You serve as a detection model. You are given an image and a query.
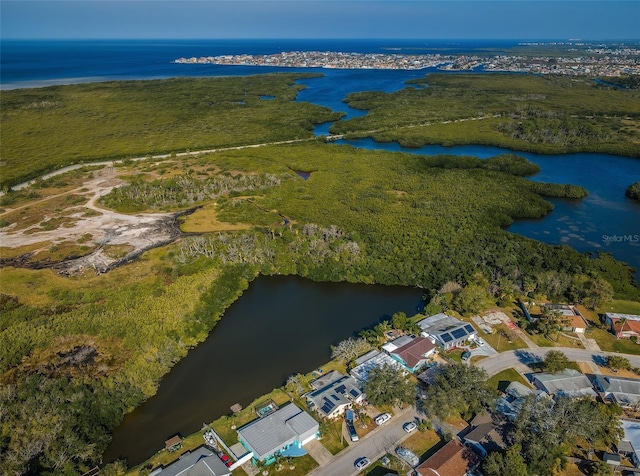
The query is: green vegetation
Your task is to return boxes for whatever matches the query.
[331,74,640,157]
[486,368,530,392]
[542,350,574,373]
[363,364,416,407]
[419,363,495,420]
[2,73,640,476]
[0,74,341,188]
[627,181,640,200]
[599,75,640,90]
[606,355,631,372]
[512,395,623,475]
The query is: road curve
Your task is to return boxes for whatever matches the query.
[477,347,640,376]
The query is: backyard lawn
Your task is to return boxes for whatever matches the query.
[486,368,531,392]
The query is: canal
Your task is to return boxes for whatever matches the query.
[103,275,424,466]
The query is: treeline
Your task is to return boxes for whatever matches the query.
[0,265,253,475]
[100,172,283,212]
[0,74,341,188]
[331,73,640,157]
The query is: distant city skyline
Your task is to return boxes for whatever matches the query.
[1,1,639,40]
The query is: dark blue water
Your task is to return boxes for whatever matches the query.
[337,139,640,278]
[0,38,523,88]
[2,39,639,277]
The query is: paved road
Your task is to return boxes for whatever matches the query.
[478,347,640,376]
[308,405,420,476]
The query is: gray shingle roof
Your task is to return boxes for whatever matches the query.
[532,369,597,398]
[595,375,640,405]
[237,404,318,461]
[154,447,231,476]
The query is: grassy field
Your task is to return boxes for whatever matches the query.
[0,74,341,187]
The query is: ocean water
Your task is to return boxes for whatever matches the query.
[1,38,520,88]
[2,38,639,278]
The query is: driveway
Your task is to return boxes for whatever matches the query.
[308,405,420,476]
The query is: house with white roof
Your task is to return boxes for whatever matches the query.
[417,313,477,350]
[349,350,404,383]
[305,371,364,419]
[237,403,319,465]
[620,419,640,468]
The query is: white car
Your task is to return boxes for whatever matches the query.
[375,413,391,425]
[476,338,485,346]
[354,457,371,471]
[403,421,417,433]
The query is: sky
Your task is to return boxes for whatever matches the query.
[1,0,639,40]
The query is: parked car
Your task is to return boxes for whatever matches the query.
[476,338,485,346]
[403,421,417,433]
[220,454,233,467]
[375,413,391,425]
[354,457,371,471]
[461,350,471,362]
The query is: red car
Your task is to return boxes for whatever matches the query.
[220,454,233,467]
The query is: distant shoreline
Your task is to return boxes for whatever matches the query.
[174,48,640,76]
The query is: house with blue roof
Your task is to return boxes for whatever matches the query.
[237,403,319,465]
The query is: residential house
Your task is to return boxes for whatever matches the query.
[463,413,507,457]
[531,369,597,399]
[381,335,415,353]
[619,419,640,468]
[389,337,436,373]
[544,304,588,333]
[606,313,640,339]
[417,313,477,350]
[495,381,549,420]
[150,446,232,476]
[595,375,640,408]
[415,439,480,476]
[237,403,319,465]
[305,371,364,419]
[350,350,404,384]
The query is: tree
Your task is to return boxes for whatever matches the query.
[482,445,529,476]
[330,337,372,362]
[512,395,623,475]
[590,460,613,476]
[543,350,572,373]
[534,307,564,340]
[454,284,489,316]
[606,355,631,372]
[363,364,416,408]
[421,363,496,419]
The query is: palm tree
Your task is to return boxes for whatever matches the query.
[617,317,628,339]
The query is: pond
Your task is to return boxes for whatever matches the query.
[103,275,424,466]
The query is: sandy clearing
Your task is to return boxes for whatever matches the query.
[0,167,183,275]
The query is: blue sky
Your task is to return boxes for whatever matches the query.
[2,1,639,40]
